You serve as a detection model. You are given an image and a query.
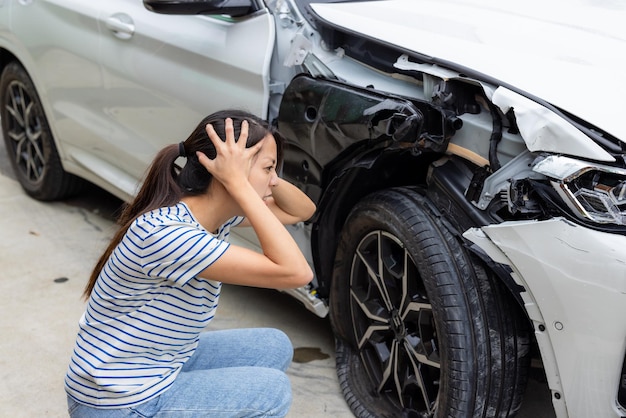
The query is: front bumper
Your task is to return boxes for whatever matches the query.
[465,218,626,418]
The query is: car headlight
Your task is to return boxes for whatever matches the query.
[533,155,626,225]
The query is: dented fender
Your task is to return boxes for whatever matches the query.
[464,218,626,418]
[492,87,614,162]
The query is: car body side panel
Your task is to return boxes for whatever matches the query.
[93,1,275,196]
[6,0,104,162]
[465,219,626,418]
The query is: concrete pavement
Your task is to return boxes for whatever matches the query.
[0,170,353,417]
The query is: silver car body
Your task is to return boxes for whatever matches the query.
[1,0,625,416]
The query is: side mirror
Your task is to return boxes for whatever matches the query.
[144,0,254,17]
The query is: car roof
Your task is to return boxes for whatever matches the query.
[311,0,626,143]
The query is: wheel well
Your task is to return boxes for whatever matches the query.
[312,148,439,297]
[315,150,531,327]
[0,49,19,76]
[277,75,462,297]
[424,156,531,310]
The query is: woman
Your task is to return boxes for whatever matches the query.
[65,110,316,417]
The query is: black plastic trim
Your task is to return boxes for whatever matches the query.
[618,350,626,410]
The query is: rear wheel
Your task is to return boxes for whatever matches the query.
[0,62,84,200]
[329,187,530,417]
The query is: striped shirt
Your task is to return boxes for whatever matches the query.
[65,202,243,408]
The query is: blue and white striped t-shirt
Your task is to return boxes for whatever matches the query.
[65,202,243,408]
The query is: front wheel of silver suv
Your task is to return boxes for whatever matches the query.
[0,62,84,200]
[329,187,530,417]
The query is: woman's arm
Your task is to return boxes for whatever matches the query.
[240,177,316,227]
[203,181,313,289]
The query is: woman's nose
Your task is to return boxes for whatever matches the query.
[270,172,279,187]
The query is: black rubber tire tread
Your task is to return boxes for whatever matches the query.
[329,187,530,418]
[0,62,85,200]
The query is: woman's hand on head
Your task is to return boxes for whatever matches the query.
[196,118,264,190]
[194,118,313,290]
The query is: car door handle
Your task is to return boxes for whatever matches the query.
[105,13,135,40]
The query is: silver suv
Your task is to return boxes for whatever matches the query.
[1,1,625,417]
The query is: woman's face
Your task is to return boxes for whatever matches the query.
[248,134,279,203]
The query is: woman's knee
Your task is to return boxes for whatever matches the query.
[260,369,292,417]
[261,328,293,371]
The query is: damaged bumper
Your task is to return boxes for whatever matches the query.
[465,218,626,418]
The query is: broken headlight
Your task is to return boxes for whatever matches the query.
[533,155,626,225]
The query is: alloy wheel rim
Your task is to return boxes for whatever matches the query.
[349,230,441,414]
[5,80,45,184]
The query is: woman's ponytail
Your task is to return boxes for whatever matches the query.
[82,144,182,299]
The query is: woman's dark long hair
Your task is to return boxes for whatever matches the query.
[83,109,283,299]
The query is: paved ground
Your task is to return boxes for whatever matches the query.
[0,147,554,417]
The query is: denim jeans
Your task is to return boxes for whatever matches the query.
[67,328,294,417]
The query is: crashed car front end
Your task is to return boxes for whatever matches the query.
[270,0,626,416]
[463,89,626,418]
[459,52,626,418]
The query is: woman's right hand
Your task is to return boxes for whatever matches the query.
[196,118,264,192]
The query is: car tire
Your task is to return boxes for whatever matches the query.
[0,62,84,200]
[329,187,530,418]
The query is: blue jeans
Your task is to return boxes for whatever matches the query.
[67,328,294,417]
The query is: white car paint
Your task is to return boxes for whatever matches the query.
[464,219,626,418]
[491,87,614,162]
[3,0,276,200]
[94,2,275,198]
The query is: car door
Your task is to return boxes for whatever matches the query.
[8,0,105,163]
[95,0,275,198]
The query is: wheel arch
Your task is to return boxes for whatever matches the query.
[0,47,66,161]
[314,147,533,320]
[276,73,462,297]
[311,147,440,297]
[425,155,531,314]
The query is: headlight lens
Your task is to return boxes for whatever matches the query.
[569,172,626,224]
[533,155,626,225]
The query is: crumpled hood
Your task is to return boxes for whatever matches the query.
[311,0,626,143]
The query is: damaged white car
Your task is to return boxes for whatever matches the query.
[1,0,625,417]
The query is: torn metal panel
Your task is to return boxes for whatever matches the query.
[394,53,497,100]
[277,74,461,197]
[492,87,614,162]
